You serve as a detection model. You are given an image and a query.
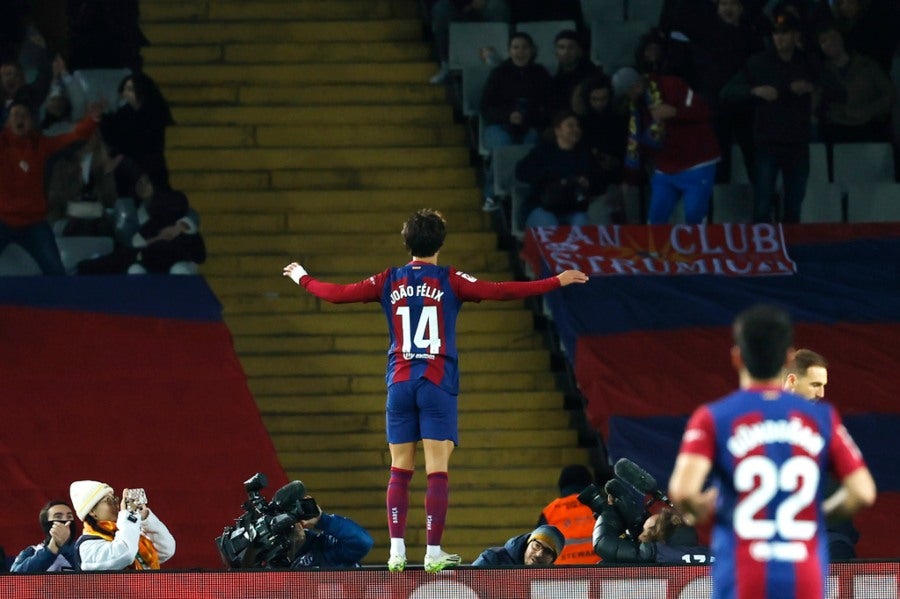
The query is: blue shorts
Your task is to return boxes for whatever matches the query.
[386,378,458,445]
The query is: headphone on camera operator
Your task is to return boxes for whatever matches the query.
[580,459,713,565]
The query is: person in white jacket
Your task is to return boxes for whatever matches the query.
[69,479,175,570]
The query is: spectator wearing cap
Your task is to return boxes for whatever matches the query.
[720,11,845,223]
[69,480,175,570]
[0,96,101,274]
[472,524,565,566]
[548,29,602,115]
[537,465,599,564]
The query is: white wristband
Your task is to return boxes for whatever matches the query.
[289,264,308,285]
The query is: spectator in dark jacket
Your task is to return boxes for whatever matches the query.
[720,11,845,223]
[548,29,601,115]
[11,500,80,572]
[480,32,550,210]
[473,524,564,566]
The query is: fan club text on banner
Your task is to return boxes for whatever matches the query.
[524,224,797,276]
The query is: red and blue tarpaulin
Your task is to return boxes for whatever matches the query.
[0,276,287,569]
[522,223,900,558]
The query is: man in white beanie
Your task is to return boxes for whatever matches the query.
[69,480,175,570]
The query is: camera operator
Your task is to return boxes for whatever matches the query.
[240,498,374,569]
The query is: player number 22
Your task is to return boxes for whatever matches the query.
[733,455,819,541]
[396,306,442,354]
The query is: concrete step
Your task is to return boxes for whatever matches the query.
[225,310,534,336]
[203,251,507,276]
[241,349,550,377]
[224,42,430,64]
[149,63,435,86]
[170,166,476,191]
[274,430,576,452]
[280,447,585,469]
[142,20,421,45]
[264,408,568,434]
[168,104,453,126]
[200,209,486,234]
[257,391,563,414]
[235,331,544,353]
[247,371,558,396]
[155,80,442,107]
[188,189,481,213]
[167,146,469,170]
[142,0,417,23]
[168,123,463,149]
[202,231,495,254]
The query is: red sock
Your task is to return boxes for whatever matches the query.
[386,467,413,539]
[425,471,449,546]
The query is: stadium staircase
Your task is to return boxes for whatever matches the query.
[141,0,593,564]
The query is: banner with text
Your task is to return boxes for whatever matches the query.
[522,224,796,277]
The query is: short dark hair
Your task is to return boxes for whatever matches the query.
[401,209,446,257]
[733,304,794,379]
[39,500,72,529]
[554,29,583,47]
[786,348,828,377]
[509,31,535,49]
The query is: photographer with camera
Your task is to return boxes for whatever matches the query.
[583,459,712,565]
[218,474,373,569]
[69,480,175,570]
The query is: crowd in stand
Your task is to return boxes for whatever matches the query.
[0,1,204,276]
[423,0,899,228]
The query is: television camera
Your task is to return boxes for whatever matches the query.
[215,472,320,569]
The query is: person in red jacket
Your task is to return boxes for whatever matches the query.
[613,67,721,225]
[0,97,100,274]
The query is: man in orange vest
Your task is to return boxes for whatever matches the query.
[538,464,599,564]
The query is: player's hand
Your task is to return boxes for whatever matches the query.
[283,262,308,285]
[557,270,589,286]
[682,487,718,526]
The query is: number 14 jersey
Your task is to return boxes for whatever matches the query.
[679,388,868,599]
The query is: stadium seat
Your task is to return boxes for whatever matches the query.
[589,20,650,73]
[801,182,843,223]
[580,0,625,23]
[728,144,751,185]
[448,22,509,71]
[833,143,896,188]
[492,144,535,198]
[70,68,131,119]
[626,0,664,22]
[0,243,42,275]
[710,184,754,224]
[510,183,532,239]
[846,182,900,222]
[461,64,493,118]
[514,20,577,71]
[57,236,114,274]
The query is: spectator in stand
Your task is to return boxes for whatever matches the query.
[472,524,565,566]
[100,72,174,194]
[548,30,601,115]
[40,55,80,136]
[515,110,605,227]
[480,32,550,211]
[720,11,845,223]
[46,131,118,237]
[77,172,205,275]
[428,0,511,85]
[0,96,100,274]
[613,67,721,224]
[634,28,668,76]
[831,0,900,73]
[573,74,628,188]
[815,23,895,143]
[537,465,599,565]
[10,500,80,572]
[1,57,50,126]
[70,480,175,570]
[681,0,765,183]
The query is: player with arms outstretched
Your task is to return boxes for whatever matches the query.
[283,208,588,572]
[668,305,876,599]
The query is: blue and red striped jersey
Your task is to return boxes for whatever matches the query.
[300,261,561,394]
[678,388,868,599]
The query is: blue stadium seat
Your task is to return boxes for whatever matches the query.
[589,20,650,73]
[461,64,493,118]
[580,0,625,23]
[57,236,114,275]
[492,143,535,198]
[448,22,509,71]
[70,68,131,119]
[711,183,754,223]
[0,243,42,275]
[847,183,900,222]
[626,0,664,22]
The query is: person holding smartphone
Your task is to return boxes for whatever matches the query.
[69,480,175,570]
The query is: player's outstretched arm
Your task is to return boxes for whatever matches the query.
[824,467,877,522]
[283,262,308,284]
[557,270,589,286]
